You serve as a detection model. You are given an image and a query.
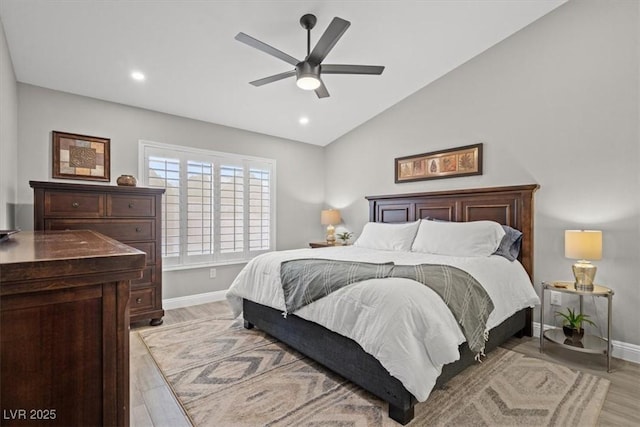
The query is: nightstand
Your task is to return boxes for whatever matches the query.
[540,281,613,372]
[309,242,343,248]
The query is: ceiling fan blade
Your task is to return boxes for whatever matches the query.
[235,32,300,66]
[307,17,350,65]
[314,80,330,98]
[249,70,296,86]
[322,64,385,75]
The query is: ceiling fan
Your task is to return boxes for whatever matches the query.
[235,14,385,98]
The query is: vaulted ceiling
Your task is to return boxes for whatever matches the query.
[0,0,565,146]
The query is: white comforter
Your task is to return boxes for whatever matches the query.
[226,246,539,401]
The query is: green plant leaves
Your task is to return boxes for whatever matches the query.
[554,307,597,329]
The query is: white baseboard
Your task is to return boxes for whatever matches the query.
[533,322,640,365]
[163,290,227,310]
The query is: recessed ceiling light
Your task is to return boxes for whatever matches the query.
[131,71,145,81]
[299,117,309,125]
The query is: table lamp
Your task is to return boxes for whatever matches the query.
[321,209,341,244]
[564,230,602,291]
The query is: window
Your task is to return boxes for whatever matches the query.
[139,141,275,268]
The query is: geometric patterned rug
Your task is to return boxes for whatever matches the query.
[139,316,610,426]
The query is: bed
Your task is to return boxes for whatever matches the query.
[227,184,539,424]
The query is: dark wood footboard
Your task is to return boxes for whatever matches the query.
[243,299,416,424]
[243,299,529,424]
[435,307,529,388]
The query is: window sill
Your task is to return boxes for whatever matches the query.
[162,259,249,272]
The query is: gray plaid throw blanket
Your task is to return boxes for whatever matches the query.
[280,258,494,357]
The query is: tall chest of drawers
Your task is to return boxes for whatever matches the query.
[31,180,166,325]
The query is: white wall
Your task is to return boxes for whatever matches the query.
[0,17,18,229]
[8,1,639,344]
[325,0,640,345]
[16,84,325,298]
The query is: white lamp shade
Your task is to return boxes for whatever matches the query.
[565,230,602,260]
[321,209,341,225]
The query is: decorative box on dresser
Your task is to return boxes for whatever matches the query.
[0,230,145,426]
[30,180,166,325]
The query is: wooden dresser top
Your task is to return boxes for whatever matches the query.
[0,230,146,293]
[30,180,165,195]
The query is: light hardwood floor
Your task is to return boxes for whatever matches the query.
[130,302,640,426]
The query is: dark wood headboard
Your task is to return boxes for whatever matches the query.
[366,184,539,280]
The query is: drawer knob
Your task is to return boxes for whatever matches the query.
[128,202,135,208]
[72,202,80,208]
[135,227,142,232]
[136,298,143,304]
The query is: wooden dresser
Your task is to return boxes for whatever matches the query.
[0,230,145,426]
[30,180,165,325]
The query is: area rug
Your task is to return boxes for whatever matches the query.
[139,316,610,426]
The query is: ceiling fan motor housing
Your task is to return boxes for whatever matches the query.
[296,61,320,79]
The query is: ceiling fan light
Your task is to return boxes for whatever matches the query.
[296,76,321,90]
[295,62,321,90]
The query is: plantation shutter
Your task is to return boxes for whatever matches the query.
[140,141,275,268]
[248,166,271,252]
[147,155,180,265]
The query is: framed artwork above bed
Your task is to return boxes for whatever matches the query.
[395,143,483,183]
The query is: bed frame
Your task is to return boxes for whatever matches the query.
[243,184,539,424]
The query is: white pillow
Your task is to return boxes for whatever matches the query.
[353,221,421,252]
[411,219,506,257]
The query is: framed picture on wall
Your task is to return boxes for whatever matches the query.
[52,131,111,182]
[395,143,483,183]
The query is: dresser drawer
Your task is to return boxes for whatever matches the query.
[131,287,155,313]
[131,266,155,287]
[125,242,156,265]
[108,194,156,218]
[45,192,105,217]
[45,219,155,241]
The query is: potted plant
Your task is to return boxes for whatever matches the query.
[554,307,596,343]
[336,231,353,245]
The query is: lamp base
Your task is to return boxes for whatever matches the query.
[325,224,336,245]
[572,260,596,292]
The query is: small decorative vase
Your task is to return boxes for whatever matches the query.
[116,175,137,186]
[562,326,584,343]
